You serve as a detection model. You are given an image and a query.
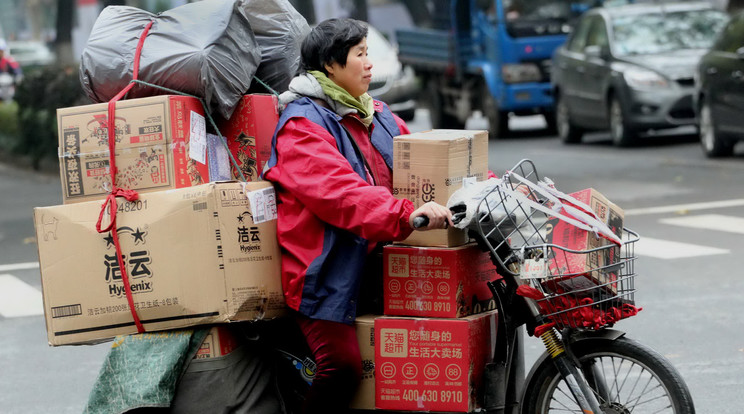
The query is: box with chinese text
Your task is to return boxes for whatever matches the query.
[57,95,210,204]
[374,311,497,412]
[392,130,489,247]
[34,181,285,345]
[216,94,279,182]
[545,188,624,294]
[383,244,498,318]
[350,314,378,410]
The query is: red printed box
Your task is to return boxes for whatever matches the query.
[57,95,210,204]
[195,326,239,359]
[217,94,279,182]
[383,244,499,318]
[545,188,624,294]
[374,311,497,412]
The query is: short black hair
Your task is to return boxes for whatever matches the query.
[300,18,368,75]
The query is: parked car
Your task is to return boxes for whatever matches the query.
[366,25,419,121]
[7,40,55,71]
[695,10,744,157]
[552,2,728,146]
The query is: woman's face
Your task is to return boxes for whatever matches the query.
[325,37,373,98]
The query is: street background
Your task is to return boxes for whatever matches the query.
[2,111,744,413]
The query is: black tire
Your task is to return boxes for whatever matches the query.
[609,96,637,147]
[699,98,734,157]
[521,336,695,414]
[543,111,558,135]
[424,80,464,129]
[482,90,510,139]
[556,93,583,144]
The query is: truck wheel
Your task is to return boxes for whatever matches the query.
[556,93,583,144]
[424,82,464,129]
[483,92,509,139]
[543,111,558,135]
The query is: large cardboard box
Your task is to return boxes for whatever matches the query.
[545,188,624,294]
[217,94,280,182]
[350,314,378,410]
[57,95,211,204]
[383,244,499,318]
[393,130,489,247]
[34,181,285,346]
[375,311,497,412]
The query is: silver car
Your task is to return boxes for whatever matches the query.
[366,25,419,121]
[552,2,728,146]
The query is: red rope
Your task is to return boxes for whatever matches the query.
[95,20,154,334]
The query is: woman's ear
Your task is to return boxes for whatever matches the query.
[324,64,334,77]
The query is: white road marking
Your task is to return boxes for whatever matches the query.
[0,262,39,272]
[634,237,729,259]
[0,274,44,318]
[660,214,744,235]
[625,199,744,216]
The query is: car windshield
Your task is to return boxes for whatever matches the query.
[611,9,729,56]
[504,0,597,36]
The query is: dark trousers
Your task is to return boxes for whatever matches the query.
[296,315,362,414]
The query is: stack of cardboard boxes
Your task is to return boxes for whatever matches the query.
[351,130,501,412]
[37,94,506,408]
[35,94,283,346]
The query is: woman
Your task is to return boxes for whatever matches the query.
[262,18,452,413]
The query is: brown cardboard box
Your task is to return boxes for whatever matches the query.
[57,95,210,204]
[545,188,624,295]
[350,314,378,410]
[383,244,498,318]
[34,181,286,346]
[375,311,498,412]
[217,94,280,182]
[393,130,489,247]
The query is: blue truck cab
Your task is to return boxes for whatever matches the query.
[396,0,597,137]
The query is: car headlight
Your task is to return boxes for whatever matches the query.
[502,63,542,84]
[623,68,669,90]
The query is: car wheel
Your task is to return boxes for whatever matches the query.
[609,96,636,147]
[482,89,510,139]
[700,98,734,157]
[556,94,583,144]
[424,80,464,129]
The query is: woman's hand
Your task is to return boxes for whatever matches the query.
[409,202,453,231]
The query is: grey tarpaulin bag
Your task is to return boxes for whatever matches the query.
[243,0,310,94]
[79,0,262,119]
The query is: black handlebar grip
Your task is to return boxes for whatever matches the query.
[412,215,429,229]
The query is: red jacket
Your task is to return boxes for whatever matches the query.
[263,98,414,323]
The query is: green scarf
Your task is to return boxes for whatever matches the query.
[309,70,374,125]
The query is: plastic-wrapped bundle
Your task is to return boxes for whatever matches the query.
[79,0,262,119]
[243,0,310,94]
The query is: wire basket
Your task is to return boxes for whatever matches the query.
[474,160,640,330]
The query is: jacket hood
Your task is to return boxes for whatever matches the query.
[278,73,357,117]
